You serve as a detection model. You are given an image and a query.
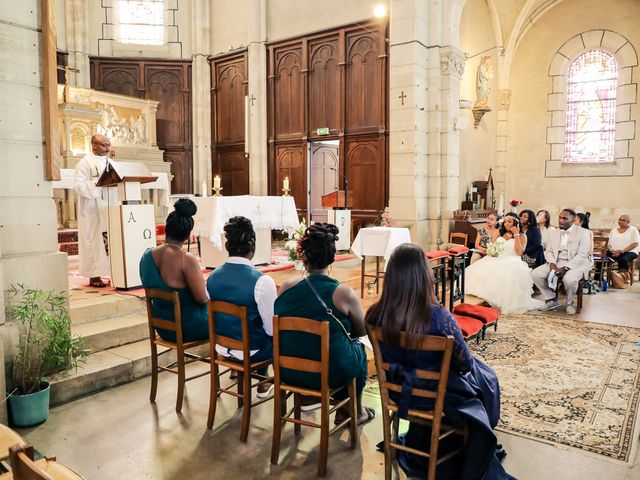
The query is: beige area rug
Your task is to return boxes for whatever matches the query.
[472,314,640,463]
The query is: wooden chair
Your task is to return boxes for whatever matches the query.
[426,252,449,306]
[608,256,636,287]
[144,288,210,412]
[0,424,27,461]
[591,236,610,288]
[270,316,358,477]
[554,278,584,313]
[447,247,468,311]
[367,326,466,480]
[448,232,469,247]
[207,300,274,441]
[8,445,52,480]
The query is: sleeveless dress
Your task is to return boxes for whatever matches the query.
[274,274,367,396]
[139,248,209,343]
[465,239,543,314]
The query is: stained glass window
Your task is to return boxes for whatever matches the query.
[564,50,617,163]
[117,0,164,46]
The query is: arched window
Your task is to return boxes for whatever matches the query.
[564,50,618,163]
[117,0,164,46]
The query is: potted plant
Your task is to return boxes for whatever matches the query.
[5,284,87,427]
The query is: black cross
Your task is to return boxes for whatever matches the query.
[398,91,407,106]
[250,94,256,106]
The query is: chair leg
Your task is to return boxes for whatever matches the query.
[427,427,441,480]
[237,372,244,408]
[347,380,357,449]
[382,409,393,480]
[176,349,185,412]
[149,341,158,403]
[317,394,330,477]
[293,393,302,436]
[360,257,365,299]
[270,390,284,465]
[207,362,219,429]
[240,370,252,442]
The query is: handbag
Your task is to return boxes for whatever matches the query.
[303,276,359,343]
[610,270,629,289]
[521,254,537,269]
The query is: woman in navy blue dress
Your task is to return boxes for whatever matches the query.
[366,243,514,479]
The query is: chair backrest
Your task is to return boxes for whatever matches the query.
[144,288,183,345]
[367,325,454,424]
[592,236,609,256]
[449,232,468,246]
[208,301,251,363]
[9,445,53,480]
[272,316,330,393]
[0,424,27,461]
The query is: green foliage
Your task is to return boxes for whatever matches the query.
[7,284,87,395]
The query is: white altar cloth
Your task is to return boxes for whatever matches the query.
[192,196,299,250]
[350,226,411,261]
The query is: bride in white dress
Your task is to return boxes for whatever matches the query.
[466,214,543,314]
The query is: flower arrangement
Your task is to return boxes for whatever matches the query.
[486,237,506,257]
[381,207,392,227]
[509,199,523,207]
[283,218,306,261]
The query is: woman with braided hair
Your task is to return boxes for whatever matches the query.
[206,216,277,398]
[274,223,375,424]
[140,198,209,342]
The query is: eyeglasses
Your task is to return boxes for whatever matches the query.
[92,141,110,147]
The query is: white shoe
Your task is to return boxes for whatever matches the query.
[566,304,576,315]
[256,383,274,399]
[542,300,561,311]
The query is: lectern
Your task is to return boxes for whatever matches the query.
[321,190,352,251]
[97,161,157,289]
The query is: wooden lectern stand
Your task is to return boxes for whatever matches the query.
[97,161,157,289]
[321,190,352,251]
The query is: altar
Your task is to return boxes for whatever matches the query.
[192,196,299,268]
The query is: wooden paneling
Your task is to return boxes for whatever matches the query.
[267,21,388,224]
[90,58,192,193]
[211,52,249,196]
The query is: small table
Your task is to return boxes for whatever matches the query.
[350,227,412,298]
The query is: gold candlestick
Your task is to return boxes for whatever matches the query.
[213,187,223,197]
[282,188,290,197]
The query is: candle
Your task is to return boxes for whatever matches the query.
[201,181,207,197]
[283,176,289,190]
[213,175,221,189]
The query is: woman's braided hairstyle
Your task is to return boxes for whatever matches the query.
[224,216,256,257]
[300,223,339,270]
[165,198,196,242]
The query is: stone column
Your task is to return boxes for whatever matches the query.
[388,0,430,247]
[0,0,69,420]
[247,0,268,195]
[495,89,511,203]
[64,0,91,87]
[191,0,212,194]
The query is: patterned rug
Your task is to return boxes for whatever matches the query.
[471,314,640,463]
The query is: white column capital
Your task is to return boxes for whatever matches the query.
[440,46,466,79]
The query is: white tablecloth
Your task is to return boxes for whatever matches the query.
[350,226,411,261]
[192,195,299,250]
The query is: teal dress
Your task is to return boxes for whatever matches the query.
[139,248,208,343]
[274,274,367,397]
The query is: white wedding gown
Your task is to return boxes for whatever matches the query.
[465,239,543,314]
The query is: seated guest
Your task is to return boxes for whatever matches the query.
[574,211,594,253]
[140,198,209,342]
[465,213,543,314]
[520,209,545,268]
[607,214,640,271]
[206,216,276,397]
[366,244,514,480]
[531,208,591,315]
[537,209,555,250]
[471,212,500,263]
[274,223,374,424]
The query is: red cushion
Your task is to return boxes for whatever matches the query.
[453,314,484,338]
[448,246,470,255]
[426,250,450,260]
[156,224,166,236]
[453,304,500,325]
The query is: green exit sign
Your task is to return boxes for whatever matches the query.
[316,127,330,136]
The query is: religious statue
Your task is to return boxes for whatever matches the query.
[475,55,493,107]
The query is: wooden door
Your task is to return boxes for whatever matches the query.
[309,143,339,223]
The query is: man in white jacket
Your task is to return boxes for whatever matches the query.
[74,134,116,287]
[531,208,592,314]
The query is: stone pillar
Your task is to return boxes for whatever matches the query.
[64,0,91,87]
[247,0,268,195]
[0,238,6,424]
[388,0,430,247]
[0,0,68,420]
[191,0,212,194]
[495,89,511,203]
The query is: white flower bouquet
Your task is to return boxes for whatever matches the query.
[283,218,307,261]
[486,237,506,257]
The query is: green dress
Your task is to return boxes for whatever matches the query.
[139,248,209,343]
[274,274,367,396]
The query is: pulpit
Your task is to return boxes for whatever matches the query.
[97,161,157,289]
[321,190,353,209]
[322,190,352,251]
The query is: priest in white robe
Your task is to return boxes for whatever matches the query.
[74,134,116,287]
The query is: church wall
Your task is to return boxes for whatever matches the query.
[458,0,499,208]
[211,0,249,55]
[508,0,640,227]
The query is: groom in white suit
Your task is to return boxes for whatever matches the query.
[531,208,591,314]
